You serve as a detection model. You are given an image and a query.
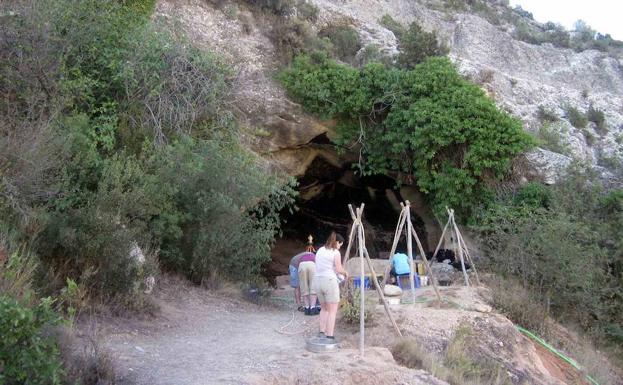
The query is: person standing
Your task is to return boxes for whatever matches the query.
[313,231,348,341]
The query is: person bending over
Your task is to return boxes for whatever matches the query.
[289,252,308,311]
[312,232,348,341]
[297,251,318,315]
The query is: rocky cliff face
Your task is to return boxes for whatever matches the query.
[156,0,623,185]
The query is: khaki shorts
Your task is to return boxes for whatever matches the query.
[298,261,316,295]
[313,275,340,304]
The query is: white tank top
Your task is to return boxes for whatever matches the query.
[314,246,340,278]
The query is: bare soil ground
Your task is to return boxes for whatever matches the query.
[85,275,617,385]
[92,276,443,385]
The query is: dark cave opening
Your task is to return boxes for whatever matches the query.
[266,155,428,278]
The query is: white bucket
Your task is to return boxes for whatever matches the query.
[420,276,428,286]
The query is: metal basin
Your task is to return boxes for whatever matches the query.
[306,337,340,353]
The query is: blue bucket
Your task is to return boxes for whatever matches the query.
[353,276,371,289]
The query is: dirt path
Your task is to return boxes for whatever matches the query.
[98,277,313,385]
[94,276,447,385]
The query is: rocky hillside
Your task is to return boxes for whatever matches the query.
[156,0,623,185]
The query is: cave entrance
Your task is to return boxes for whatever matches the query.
[267,155,428,278]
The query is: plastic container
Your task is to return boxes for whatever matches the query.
[420,275,428,286]
[352,276,371,289]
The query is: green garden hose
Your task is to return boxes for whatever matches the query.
[516,326,599,385]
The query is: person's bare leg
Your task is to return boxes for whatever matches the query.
[310,294,317,308]
[302,295,310,308]
[318,303,328,333]
[325,302,339,336]
[294,287,301,307]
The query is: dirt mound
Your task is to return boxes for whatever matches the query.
[352,286,573,384]
[246,347,448,385]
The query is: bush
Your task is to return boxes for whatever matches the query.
[319,25,361,64]
[246,0,295,15]
[270,17,331,63]
[515,22,542,45]
[296,0,318,22]
[340,289,375,324]
[379,14,405,40]
[537,123,570,155]
[379,16,447,68]
[1,0,295,301]
[279,55,533,218]
[565,106,588,128]
[396,21,448,69]
[148,137,296,284]
[392,325,511,385]
[537,105,558,123]
[471,167,623,346]
[357,44,392,67]
[587,104,607,133]
[0,297,64,385]
[0,248,39,305]
[488,276,550,335]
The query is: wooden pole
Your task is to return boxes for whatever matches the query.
[346,205,402,337]
[356,206,366,357]
[405,201,416,305]
[342,204,358,265]
[448,209,469,287]
[430,216,451,264]
[381,208,407,285]
[363,248,403,337]
[454,217,481,286]
[409,227,442,303]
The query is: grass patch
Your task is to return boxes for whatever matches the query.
[565,106,588,128]
[537,123,570,155]
[392,323,512,385]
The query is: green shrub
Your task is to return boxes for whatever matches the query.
[320,25,361,64]
[120,0,157,17]
[379,14,405,40]
[514,182,552,208]
[0,249,39,305]
[396,22,448,69]
[488,276,550,335]
[537,105,558,123]
[0,297,64,385]
[296,0,318,22]
[279,55,533,218]
[357,44,393,67]
[537,123,570,155]
[565,106,588,128]
[147,137,296,283]
[340,289,375,324]
[542,23,571,48]
[1,0,294,301]
[379,16,447,68]
[472,167,623,346]
[246,0,295,15]
[392,325,512,385]
[270,17,331,63]
[515,22,542,45]
[587,104,607,133]
[582,128,596,146]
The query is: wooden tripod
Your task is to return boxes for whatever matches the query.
[341,204,402,357]
[380,201,442,304]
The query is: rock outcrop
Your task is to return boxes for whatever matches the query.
[155,0,623,184]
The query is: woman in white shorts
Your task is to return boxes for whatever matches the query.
[313,231,349,341]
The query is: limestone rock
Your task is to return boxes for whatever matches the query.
[383,284,403,297]
[156,0,623,184]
